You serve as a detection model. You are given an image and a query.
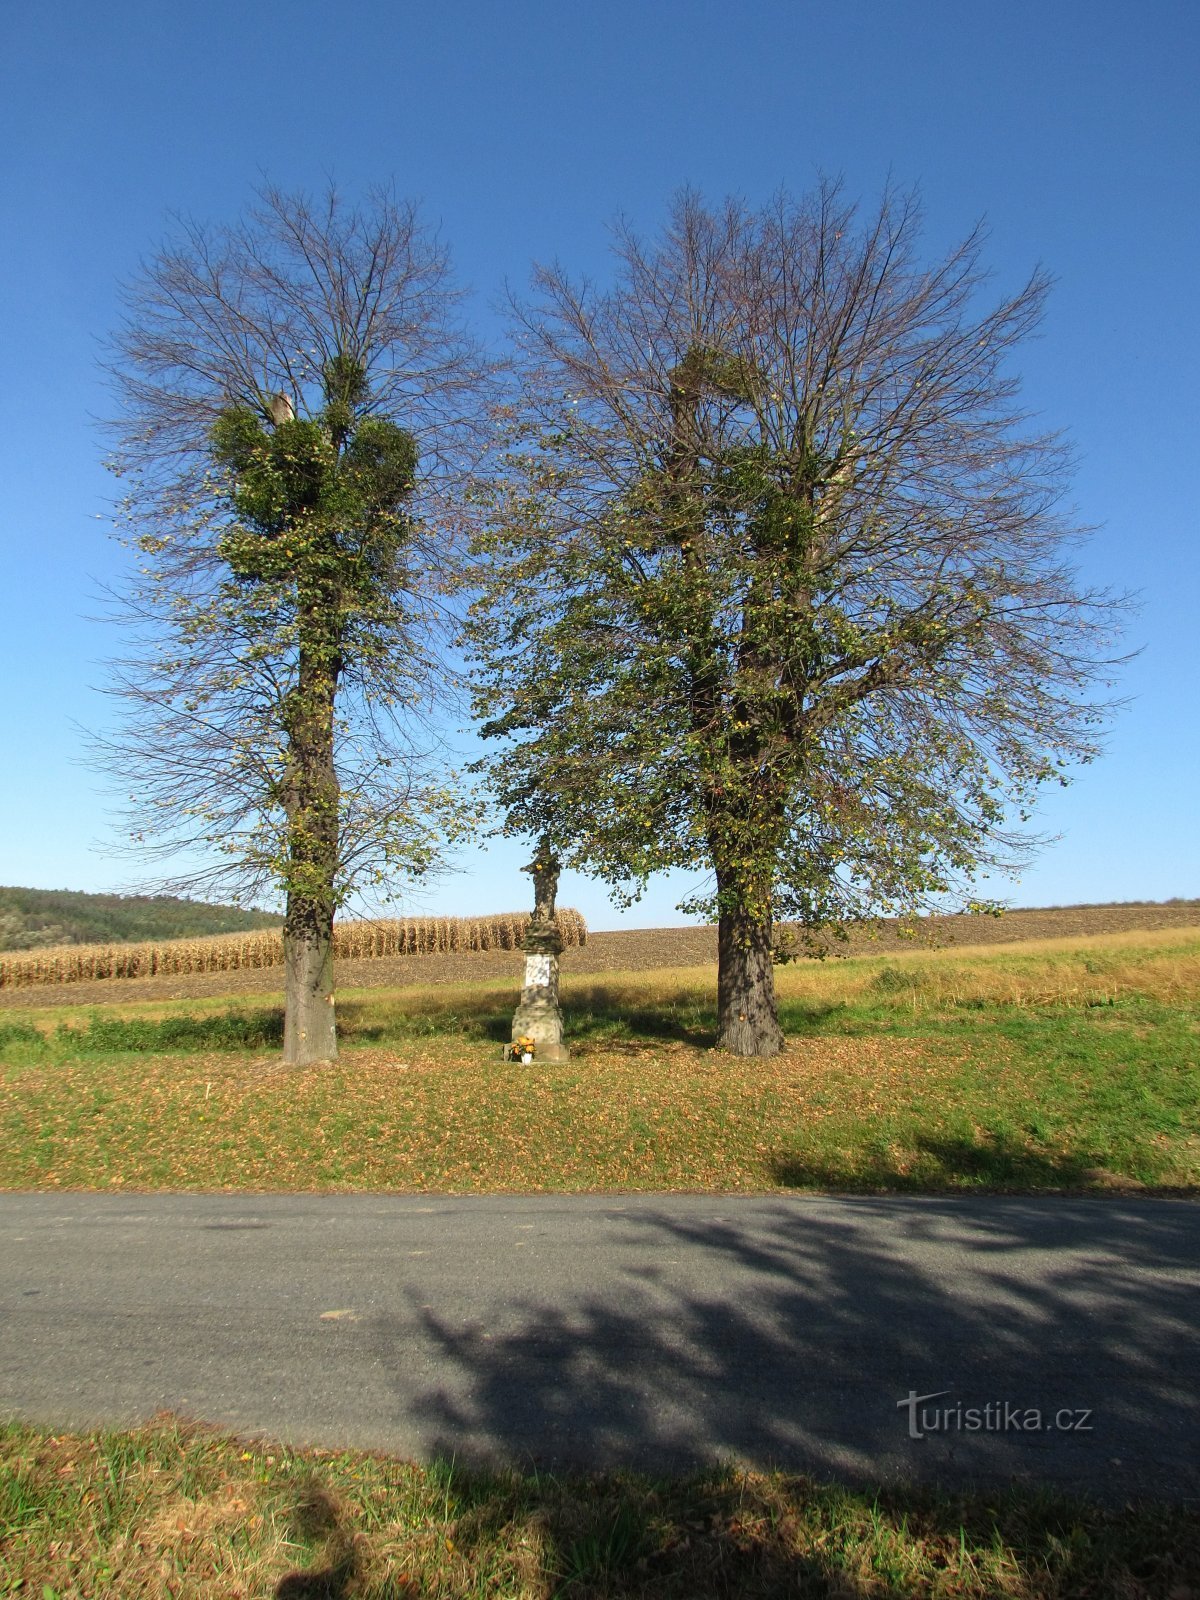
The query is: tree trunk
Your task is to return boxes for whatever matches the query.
[280,614,342,1066]
[716,900,785,1058]
[283,905,337,1064]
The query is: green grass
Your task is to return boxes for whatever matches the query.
[0,929,1197,1194]
[768,1004,1199,1191]
[2,1415,1196,1598]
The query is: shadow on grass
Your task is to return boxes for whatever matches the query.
[274,1476,369,1597]
[27,979,876,1059]
[768,1132,1123,1194]
[565,985,714,1047]
[262,1450,1200,1599]
[422,1470,877,1598]
[53,1010,284,1054]
[338,986,719,1049]
[448,1468,1195,1600]
[566,985,855,1046]
[777,999,859,1033]
[337,1005,505,1046]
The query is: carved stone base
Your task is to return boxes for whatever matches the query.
[511,922,568,1061]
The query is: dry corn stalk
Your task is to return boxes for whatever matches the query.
[0,909,587,990]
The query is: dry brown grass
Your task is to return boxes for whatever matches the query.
[3,1416,1198,1598]
[772,924,1200,1011]
[3,902,1196,1010]
[0,908,587,992]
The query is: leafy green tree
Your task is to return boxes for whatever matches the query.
[102,185,488,1063]
[468,185,1126,1056]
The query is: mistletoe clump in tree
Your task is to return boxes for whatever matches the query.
[468,184,1126,1057]
[208,358,421,1061]
[103,186,487,1064]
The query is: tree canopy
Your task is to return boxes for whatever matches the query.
[467,184,1127,1055]
[101,184,490,1061]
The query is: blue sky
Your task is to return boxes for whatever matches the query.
[1,0,1196,929]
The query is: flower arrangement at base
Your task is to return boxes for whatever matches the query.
[508,1035,536,1063]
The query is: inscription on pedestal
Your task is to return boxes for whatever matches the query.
[525,954,552,988]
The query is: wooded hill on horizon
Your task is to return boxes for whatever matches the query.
[1,884,1197,957]
[0,887,281,952]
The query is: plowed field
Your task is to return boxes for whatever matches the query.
[2,900,1196,1008]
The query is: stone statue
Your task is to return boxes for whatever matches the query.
[523,840,560,926]
[512,837,567,1059]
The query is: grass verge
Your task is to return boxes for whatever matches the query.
[2,1415,1197,1598]
[0,931,1197,1195]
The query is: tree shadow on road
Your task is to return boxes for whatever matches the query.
[274,1187,1200,1597]
[386,1196,1199,1509]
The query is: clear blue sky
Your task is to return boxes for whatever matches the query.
[2,0,1196,929]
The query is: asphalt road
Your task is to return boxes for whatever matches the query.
[1,1193,1197,1499]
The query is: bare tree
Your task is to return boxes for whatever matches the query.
[102,183,490,1064]
[468,183,1128,1056]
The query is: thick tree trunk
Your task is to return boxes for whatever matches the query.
[716,901,785,1058]
[283,906,337,1064]
[280,615,342,1066]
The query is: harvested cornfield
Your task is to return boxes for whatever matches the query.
[332,908,586,960]
[0,909,586,991]
[0,928,286,988]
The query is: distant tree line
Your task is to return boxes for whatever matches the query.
[0,887,280,952]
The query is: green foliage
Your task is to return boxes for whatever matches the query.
[468,187,1124,958]
[0,1021,42,1052]
[103,185,486,930]
[342,417,418,515]
[212,411,337,548]
[322,350,369,405]
[210,380,418,601]
[196,368,457,923]
[52,1011,282,1054]
[0,887,279,952]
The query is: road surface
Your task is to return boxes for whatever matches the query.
[2,1192,1197,1499]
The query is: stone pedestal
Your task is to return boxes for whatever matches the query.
[511,920,568,1061]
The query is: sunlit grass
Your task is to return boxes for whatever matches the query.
[0,929,1196,1196]
[2,1415,1196,1599]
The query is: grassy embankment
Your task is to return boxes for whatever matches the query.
[3,1415,1197,1599]
[1,926,1196,1194]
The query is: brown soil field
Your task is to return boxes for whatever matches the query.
[1,900,1197,1009]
